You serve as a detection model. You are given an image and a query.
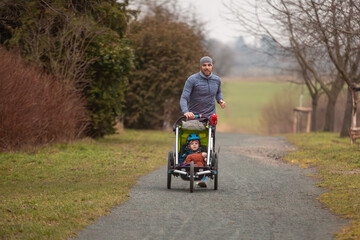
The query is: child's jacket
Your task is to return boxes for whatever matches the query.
[183,152,206,167]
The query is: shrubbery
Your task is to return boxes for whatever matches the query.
[84,35,133,137]
[260,90,296,134]
[123,6,206,129]
[0,1,209,151]
[1,0,133,138]
[0,49,87,151]
[260,87,347,134]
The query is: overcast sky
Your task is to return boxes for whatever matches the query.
[127,0,247,44]
[178,0,240,44]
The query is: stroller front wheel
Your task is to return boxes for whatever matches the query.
[190,161,194,193]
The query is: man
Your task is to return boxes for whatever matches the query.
[180,56,226,187]
[180,56,226,119]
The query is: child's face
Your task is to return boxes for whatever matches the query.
[188,140,199,151]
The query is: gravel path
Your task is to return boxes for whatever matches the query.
[75,133,346,240]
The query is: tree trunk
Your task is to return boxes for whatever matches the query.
[340,87,352,137]
[323,98,337,132]
[162,98,179,130]
[162,99,172,130]
[311,97,318,131]
[323,77,345,132]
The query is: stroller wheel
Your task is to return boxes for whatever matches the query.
[167,151,174,189]
[214,153,218,190]
[190,161,194,193]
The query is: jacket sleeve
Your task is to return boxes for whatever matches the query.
[216,79,224,103]
[180,77,194,113]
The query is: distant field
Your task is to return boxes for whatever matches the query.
[216,78,304,134]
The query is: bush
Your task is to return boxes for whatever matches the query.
[260,87,348,134]
[0,49,87,151]
[259,90,296,134]
[1,0,133,138]
[84,36,133,137]
[123,6,206,129]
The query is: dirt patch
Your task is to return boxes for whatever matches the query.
[227,135,296,165]
[216,123,254,134]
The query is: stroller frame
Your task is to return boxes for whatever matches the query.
[167,115,219,193]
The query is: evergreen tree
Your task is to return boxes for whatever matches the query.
[0,0,134,137]
[124,7,205,129]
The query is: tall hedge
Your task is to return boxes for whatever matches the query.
[85,34,133,137]
[0,49,87,151]
[124,7,206,129]
[0,0,133,138]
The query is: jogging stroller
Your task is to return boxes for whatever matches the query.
[167,114,219,193]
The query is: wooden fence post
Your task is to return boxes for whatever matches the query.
[293,107,312,133]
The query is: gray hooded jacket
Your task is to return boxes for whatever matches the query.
[180,71,224,118]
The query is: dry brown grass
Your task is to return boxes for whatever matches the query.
[223,75,300,83]
[259,87,347,134]
[0,49,88,151]
[259,90,296,135]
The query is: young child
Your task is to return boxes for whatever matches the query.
[180,134,207,167]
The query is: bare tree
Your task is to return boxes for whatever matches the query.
[225,0,329,131]
[281,0,360,134]
[307,0,360,136]
[17,15,100,85]
[5,1,104,85]
[206,39,234,77]
[225,0,360,133]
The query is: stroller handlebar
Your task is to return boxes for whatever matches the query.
[172,114,211,132]
[194,114,211,122]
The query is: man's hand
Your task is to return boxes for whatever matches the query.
[184,112,195,119]
[219,99,226,109]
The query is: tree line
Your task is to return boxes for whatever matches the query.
[226,0,360,137]
[0,0,205,150]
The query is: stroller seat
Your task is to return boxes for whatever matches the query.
[167,115,219,192]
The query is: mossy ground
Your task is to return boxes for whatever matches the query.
[285,132,360,239]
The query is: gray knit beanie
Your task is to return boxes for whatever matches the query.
[200,56,213,67]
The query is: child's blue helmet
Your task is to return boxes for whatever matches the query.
[186,134,200,144]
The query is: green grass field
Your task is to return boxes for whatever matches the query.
[216,80,304,133]
[0,130,172,240]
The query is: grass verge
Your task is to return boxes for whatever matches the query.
[285,132,360,239]
[0,129,173,240]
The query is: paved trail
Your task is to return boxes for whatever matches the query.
[75,133,346,240]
